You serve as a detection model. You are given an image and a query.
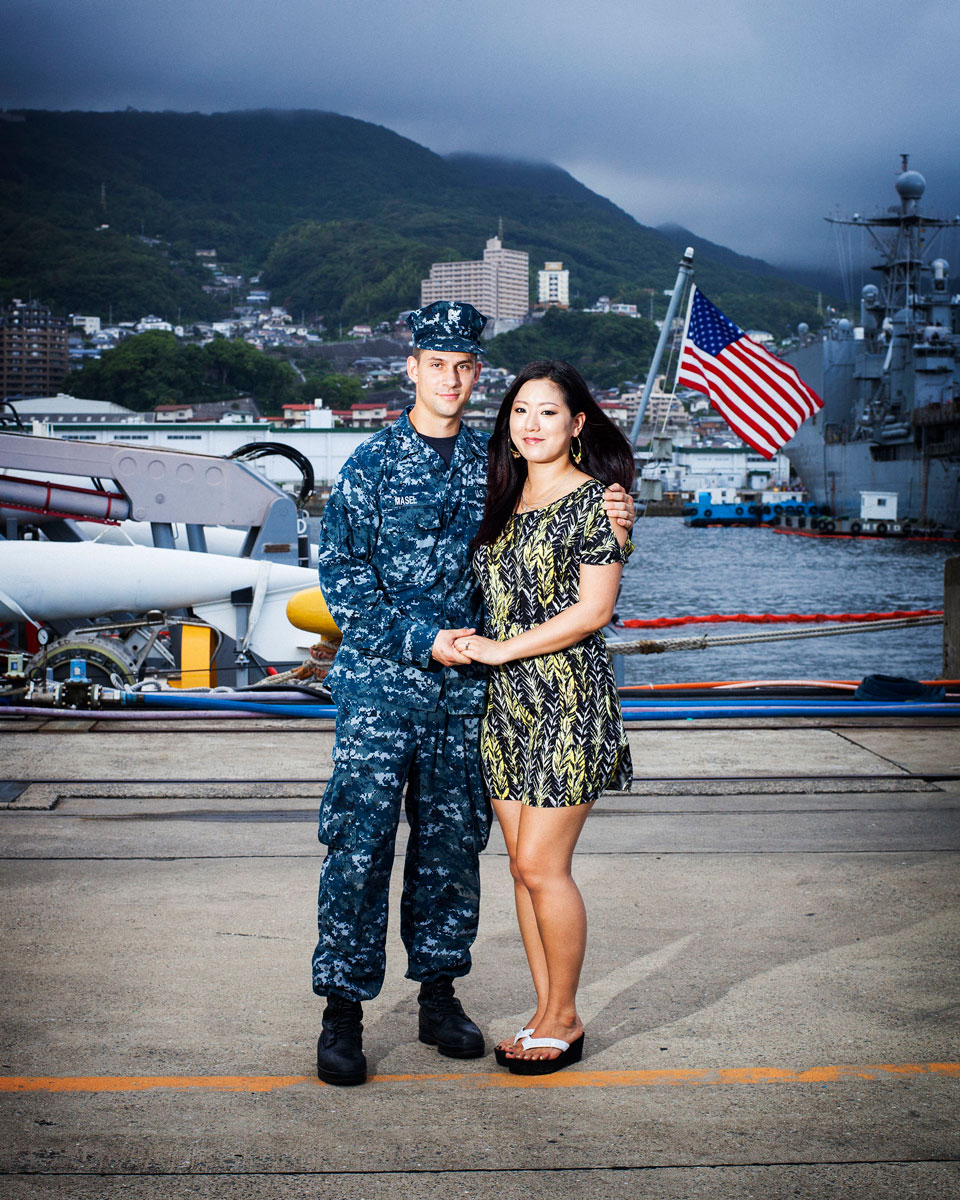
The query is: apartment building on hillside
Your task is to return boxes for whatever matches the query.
[421,235,529,331]
[1,300,70,399]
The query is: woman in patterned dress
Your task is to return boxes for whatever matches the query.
[456,360,634,1074]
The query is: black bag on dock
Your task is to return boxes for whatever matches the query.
[853,674,945,702]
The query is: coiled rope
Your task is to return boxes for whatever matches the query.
[619,608,943,628]
[610,614,943,656]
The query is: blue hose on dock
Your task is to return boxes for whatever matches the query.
[118,691,960,721]
[123,692,338,718]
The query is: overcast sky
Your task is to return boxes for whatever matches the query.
[3,0,958,269]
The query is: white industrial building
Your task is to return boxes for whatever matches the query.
[11,395,140,425]
[26,401,370,493]
[641,444,792,495]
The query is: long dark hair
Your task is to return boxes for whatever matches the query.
[471,359,635,549]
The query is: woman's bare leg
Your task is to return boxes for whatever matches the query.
[511,801,594,1062]
[492,795,548,1052]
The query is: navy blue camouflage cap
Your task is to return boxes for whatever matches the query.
[407,300,487,354]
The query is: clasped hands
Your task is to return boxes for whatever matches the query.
[431,627,507,666]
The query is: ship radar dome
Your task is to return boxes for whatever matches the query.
[895,170,925,201]
[861,284,880,304]
[931,258,949,290]
[797,322,809,336]
[837,318,852,333]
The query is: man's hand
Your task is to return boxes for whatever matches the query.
[431,627,476,666]
[603,483,636,530]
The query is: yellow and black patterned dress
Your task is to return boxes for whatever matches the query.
[474,479,632,808]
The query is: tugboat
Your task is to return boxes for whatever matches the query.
[683,488,823,528]
[784,157,960,533]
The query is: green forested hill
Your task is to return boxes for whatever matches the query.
[0,109,824,333]
[483,309,659,390]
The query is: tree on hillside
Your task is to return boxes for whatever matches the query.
[484,309,660,390]
[200,337,297,409]
[262,220,440,327]
[62,332,200,410]
[0,221,223,323]
[63,332,298,413]
[299,373,364,409]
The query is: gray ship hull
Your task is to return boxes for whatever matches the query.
[785,417,960,528]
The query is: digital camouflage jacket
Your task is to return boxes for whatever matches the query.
[317,408,489,713]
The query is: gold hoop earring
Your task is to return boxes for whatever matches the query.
[509,442,521,459]
[571,435,583,465]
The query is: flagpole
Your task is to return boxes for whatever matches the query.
[629,247,695,446]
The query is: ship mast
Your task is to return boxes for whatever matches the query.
[825,154,960,315]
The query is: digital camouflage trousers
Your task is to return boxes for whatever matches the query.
[312,702,491,1001]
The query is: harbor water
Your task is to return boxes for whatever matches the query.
[620,518,952,685]
[308,513,952,686]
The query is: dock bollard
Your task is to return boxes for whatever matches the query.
[945,558,960,676]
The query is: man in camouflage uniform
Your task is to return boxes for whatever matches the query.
[313,301,492,1085]
[312,301,634,1086]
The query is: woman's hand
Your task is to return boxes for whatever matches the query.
[454,635,511,666]
[602,484,635,531]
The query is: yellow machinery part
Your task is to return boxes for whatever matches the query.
[169,623,218,689]
[286,585,340,637]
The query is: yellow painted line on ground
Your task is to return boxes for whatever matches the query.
[1,1063,958,1093]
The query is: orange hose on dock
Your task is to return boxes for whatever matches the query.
[619,678,960,693]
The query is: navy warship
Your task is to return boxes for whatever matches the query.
[784,157,960,530]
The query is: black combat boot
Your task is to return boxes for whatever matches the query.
[418,976,484,1059]
[316,995,366,1086]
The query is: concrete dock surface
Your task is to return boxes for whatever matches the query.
[1,712,958,1198]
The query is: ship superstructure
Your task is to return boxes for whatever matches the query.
[784,158,960,529]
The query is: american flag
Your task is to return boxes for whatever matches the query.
[676,287,822,459]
